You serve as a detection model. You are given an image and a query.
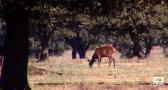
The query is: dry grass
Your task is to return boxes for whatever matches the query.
[28,47,168,90]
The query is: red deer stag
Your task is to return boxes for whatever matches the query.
[86,46,116,68]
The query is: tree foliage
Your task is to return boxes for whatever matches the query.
[1,0,168,59]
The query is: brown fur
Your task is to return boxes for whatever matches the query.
[88,46,116,68]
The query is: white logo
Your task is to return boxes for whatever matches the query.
[153,77,164,86]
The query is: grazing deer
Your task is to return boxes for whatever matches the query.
[86,46,116,68]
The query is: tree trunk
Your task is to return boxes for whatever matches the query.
[1,1,31,90]
[72,47,77,59]
[128,30,142,58]
[65,37,90,59]
[65,37,78,59]
[38,37,49,62]
[132,43,141,57]
[39,48,49,61]
[163,46,168,57]
[145,37,154,57]
[78,49,86,59]
[162,38,168,57]
[78,42,90,59]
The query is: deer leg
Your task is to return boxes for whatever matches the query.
[98,61,100,67]
[108,57,112,67]
[112,56,115,68]
[98,57,101,67]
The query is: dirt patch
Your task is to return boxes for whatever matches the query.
[28,65,47,75]
[35,82,64,86]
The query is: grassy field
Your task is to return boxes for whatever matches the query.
[28,47,168,90]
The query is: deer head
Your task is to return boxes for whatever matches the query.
[85,56,96,68]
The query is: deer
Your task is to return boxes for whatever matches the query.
[86,46,116,68]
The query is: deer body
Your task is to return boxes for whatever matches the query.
[87,46,115,68]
